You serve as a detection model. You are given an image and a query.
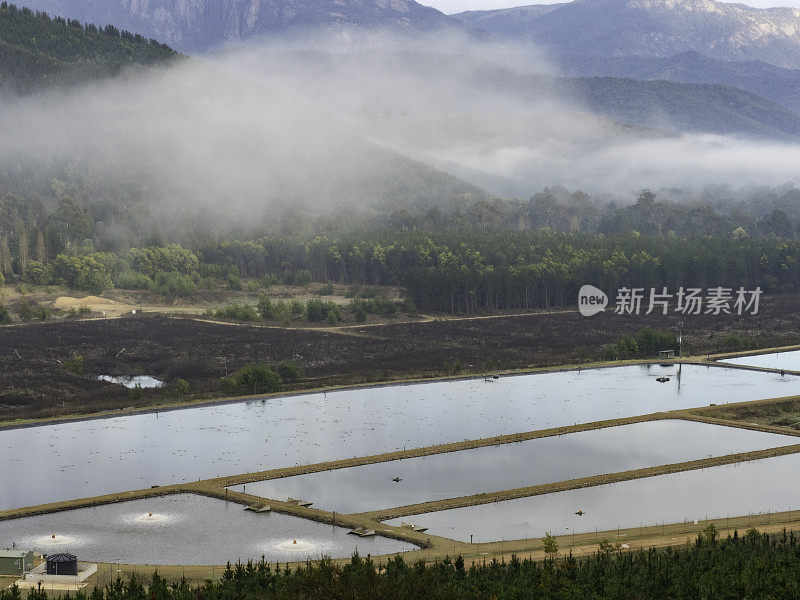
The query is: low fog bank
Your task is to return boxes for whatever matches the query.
[1,28,800,236]
[207,31,800,197]
[0,55,482,237]
[422,132,800,197]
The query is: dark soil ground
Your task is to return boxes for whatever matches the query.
[2,294,800,422]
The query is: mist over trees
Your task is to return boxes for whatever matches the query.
[2,4,800,317]
[4,174,800,312]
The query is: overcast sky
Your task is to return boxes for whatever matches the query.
[430,0,800,14]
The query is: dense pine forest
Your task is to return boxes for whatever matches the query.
[0,2,178,94]
[202,228,799,312]
[3,527,799,599]
[2,221,798,313]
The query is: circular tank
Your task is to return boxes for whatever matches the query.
[46,553,78,576]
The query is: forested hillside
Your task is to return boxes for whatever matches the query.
[0,2,178,94]
[556,52,800,114]
[555,76,800,139]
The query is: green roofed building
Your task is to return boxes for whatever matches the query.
[0,550,34,575]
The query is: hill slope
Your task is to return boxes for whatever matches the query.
[453,0,800,69]
[555,51,800,113]
[560,75,800,139]
[249,48,800,139]
[0,2,178,94]
[12,0,459,53]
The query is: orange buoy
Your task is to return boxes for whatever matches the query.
[293,540,297,544]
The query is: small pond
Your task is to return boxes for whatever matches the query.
[97,375,165,389]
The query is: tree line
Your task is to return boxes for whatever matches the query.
[200,229,800,312]
[3,527,799,599]
[4,226,800,314]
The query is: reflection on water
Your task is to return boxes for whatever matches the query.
[97,375,165,388]
[1,364,797,511]
[722,350,800,372]
[0,494,414,564]
[230,420,798,512]
[384,453,800,542]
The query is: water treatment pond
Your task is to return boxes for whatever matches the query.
[384,453,800,543]
[1,364,797,511]
[0,494,414,565]
[229,420,798,513]
[722,350,800,372]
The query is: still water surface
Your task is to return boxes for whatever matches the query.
[722,350,800,372]
[230,420,798,513]
[1,364,796,511]
[0,494,414,564]
[384,453,800,542]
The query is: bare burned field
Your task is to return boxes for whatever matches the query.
[2,294,800,422]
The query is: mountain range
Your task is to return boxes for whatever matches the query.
[13,0,458,53]
[6,0,800,140]
[453,0,800,69]
[15,0,800,69]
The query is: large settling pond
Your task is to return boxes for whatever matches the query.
[2,364,797,511]
[384,453,800,543]
[229,420,798,513]
[0,494,414,565]
[722,350,800,372]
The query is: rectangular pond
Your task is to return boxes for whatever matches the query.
[722,350,800,372]
[2,363,797,511]
[229,420,798,513]
[0,494,415,565]
[383,453,800,543]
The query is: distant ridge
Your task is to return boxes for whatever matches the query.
[453,0,800,69]
[13,0,461,53]
[555,51,800,113]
